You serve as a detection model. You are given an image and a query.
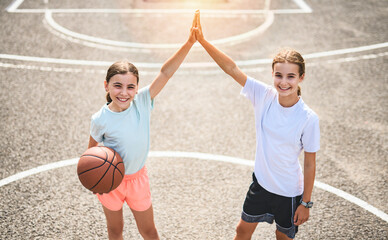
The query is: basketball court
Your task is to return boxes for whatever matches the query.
[0,0,387,239]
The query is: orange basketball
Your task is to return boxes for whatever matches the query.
[77,146,125,194]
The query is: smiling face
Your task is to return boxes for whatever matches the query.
[104,73,138,112]
[272,62,304,106]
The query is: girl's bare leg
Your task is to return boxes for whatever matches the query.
[131,205,159,240]
[102,205,124,240]
[234,219,258,240]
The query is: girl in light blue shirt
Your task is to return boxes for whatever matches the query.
[88,13,198,240]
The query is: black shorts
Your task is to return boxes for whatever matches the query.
[241,173,302,239]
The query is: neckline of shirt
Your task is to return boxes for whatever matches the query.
[103,102,133,114]
[276,95,303,113]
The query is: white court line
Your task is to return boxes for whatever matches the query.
[293,0,313,13]
[0,151,387,223]
[1,42,387,69]
[5,0,24,12]
[0,62,265,75]
[0,158,79,188]
[44,10,274,49]
[2,52,386,75]
[6,0,312,14]
[235,42,388,66]
[44,11,274,49]
[9,8,311,14]
[6,0,307,51]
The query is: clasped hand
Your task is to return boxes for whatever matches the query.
[188,10,205,44]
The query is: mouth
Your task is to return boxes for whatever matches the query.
[278,86,291,91]
[117,97,130,103]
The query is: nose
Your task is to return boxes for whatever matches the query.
[120,88,129,96]
[279,77,287,84]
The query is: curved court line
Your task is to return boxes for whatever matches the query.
[1,42,387,69]
[0,158,79,188]
[44,10,274,49]
[235,42,388,66]
[0,151,387,223]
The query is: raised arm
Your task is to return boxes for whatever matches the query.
[149,13,197,99]
[194,10,247,87]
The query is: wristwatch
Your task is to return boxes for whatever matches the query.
[300,200,313,208]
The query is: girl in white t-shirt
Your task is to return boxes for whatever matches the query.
[193,11,320,240]
[87,13,198,240]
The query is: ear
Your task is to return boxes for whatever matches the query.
[104,81,109,92]
[299,73,305,83]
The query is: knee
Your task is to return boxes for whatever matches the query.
[235,224,252,240]
[234,219,258,240]
[275,229,292,240]
[139,227,159,240]
[107,223,123,239]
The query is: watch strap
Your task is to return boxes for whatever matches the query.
[300,200,313,208]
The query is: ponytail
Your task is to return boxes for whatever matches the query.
[106,92,112,103]
[297,86,301,96]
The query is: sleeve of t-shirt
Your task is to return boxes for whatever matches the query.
[90,116,104,143]
[302,114,320,153]
[136,86,154,111]
[240,76,271,107]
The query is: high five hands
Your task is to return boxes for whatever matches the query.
[189,10,204,44]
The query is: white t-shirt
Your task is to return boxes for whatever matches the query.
[90,86,154,175]
[241,76,320,197]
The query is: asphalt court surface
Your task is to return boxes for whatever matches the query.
[0,0,387,239]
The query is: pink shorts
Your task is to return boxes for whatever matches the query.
[97,167,151,212]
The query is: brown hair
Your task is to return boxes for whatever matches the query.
[272,48,305,96]
[105,61,139,103]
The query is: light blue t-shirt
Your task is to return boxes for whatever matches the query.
[90,86,154,175]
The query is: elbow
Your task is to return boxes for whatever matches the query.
[160,67,173,79]
[225,62,238,76]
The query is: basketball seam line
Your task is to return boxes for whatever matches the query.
[79,154,124,175]
[78,155,107,175]
[89,147,112,191]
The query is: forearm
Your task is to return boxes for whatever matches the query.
[199,39,237,75]
[160,40,194,78]
[149,39,194,99]
[199,38,246,86]
[303,153,316,202]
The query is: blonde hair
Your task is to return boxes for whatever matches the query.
[272,48,305,96]
[105,61,139,103]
